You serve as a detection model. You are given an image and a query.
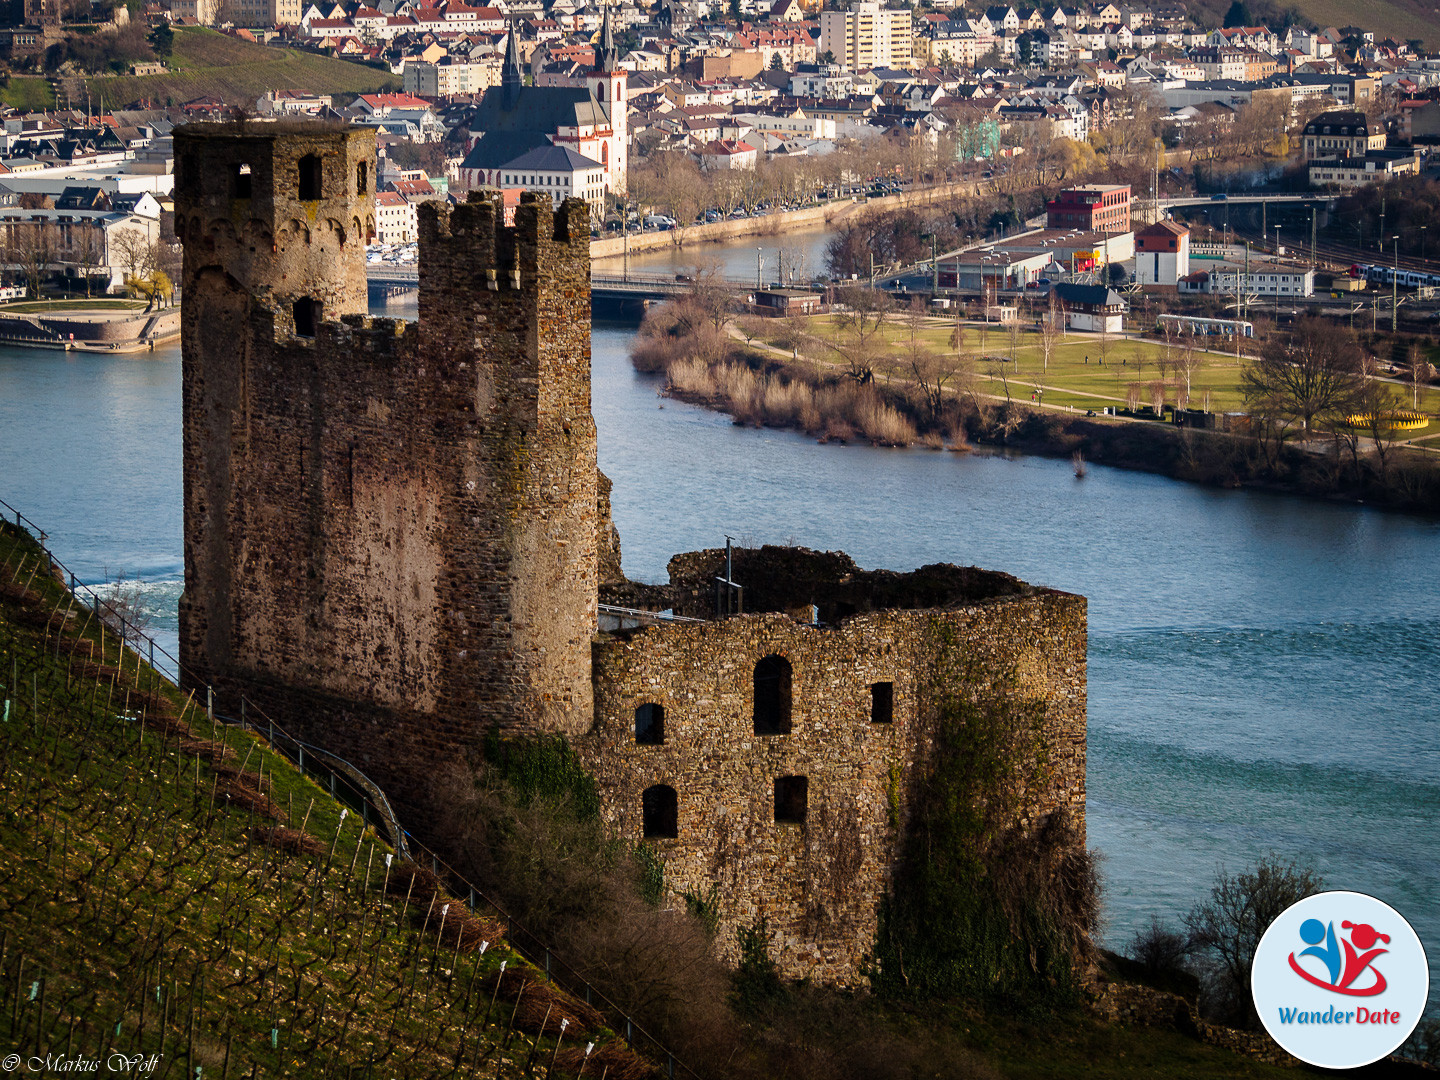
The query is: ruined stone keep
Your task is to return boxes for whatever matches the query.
[176,125,1087,987]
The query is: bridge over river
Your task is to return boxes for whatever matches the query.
[367,264,759,306]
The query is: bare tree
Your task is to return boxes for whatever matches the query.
[1407,343,1433,410]
[8,222,58,299]
[830,286,894,384]
[1185,857,1325,1028]
[1149,379,1166,416]
[1241,318,1366,438]
[1358,377,1405,486]
[110,227,158,280]
[1173,329,1202,411]
[74,226,105,298]
[1038,291,1064,373]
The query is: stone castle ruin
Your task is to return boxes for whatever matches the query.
[175,124,1087,985]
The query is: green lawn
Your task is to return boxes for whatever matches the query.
[790,315,1440,441]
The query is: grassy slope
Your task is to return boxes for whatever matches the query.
[0,518,1347,1080]
[0,521,635,1079]
[80,27,398,111]
[0,77,56,111]
[1289,0,1438,49]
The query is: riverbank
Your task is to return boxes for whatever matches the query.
[0,303,180,352]
[635,309,1440,515]
[591,180,982,260]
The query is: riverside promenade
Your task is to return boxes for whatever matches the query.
[0,301,180,352]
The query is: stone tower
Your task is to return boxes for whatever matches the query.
[175,124,598,811]
[175,123,376,691]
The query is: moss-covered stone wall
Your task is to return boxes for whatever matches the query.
[580,587,1086,986]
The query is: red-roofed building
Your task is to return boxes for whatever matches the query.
[374,190,418,243]
[391,176,440,201]
[698,138,757,170]
[355,92,435,114]
[1134,219,1189,288]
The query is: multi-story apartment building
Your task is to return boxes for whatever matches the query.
[373,190,417,244]
[403,57,501,96]
[232,0,300,27]
[819,3,914,71]
[1301,110,1386,160]
[1045,183,1131,233]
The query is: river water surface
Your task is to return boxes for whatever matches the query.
[1,300,1436,1013]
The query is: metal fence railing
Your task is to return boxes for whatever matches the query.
[1,497,703,1080]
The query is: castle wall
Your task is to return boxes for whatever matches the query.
[580,591,1087,986]
[177,121,601,810]
[173,128,1090,991]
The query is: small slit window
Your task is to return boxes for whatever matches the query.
[774,775,807,824]
[232,162,252,199]
[870,681,893,724]
[293,297,321,337]
[753,654,792,736]
[299,154,323,200]
[356,161,368,194]
[642,784,677,838]
[635,703,664,745]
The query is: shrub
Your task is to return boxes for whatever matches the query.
[432,740,734,1066]
[1128,915,1191,979]
[1183,856,1325,1028]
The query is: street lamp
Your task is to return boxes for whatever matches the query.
[1423,226,1428,265]
[1392,235,1400,332]
[757,247,763,291]
[1274,226,1282,321]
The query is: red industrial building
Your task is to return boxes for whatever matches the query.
[1045,184,1131,233]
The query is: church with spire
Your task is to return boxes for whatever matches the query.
[457,8,628,207]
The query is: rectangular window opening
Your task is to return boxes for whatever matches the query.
[233,162,253,199]
[870,681,894,724]
[774,775,807,825]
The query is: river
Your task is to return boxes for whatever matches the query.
[1,290,1436,1014]
[594,222,838,285]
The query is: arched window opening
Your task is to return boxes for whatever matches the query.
[774,775,807,824]
[870,682,893,724]
[299,154,323,200]
[642,784,678,838]
[293,296,321,337]
[635,703,665,745]
[753,654,792,736]
[601,141,609,166]
[232,162,252,199]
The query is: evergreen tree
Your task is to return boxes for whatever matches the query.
[1223,0,1252,27]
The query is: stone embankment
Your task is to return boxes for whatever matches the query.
[591,180,982,260]
[1090,981,1300,1068]
[0,306,181,352]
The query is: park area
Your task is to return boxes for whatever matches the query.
[739,309,1440,447]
